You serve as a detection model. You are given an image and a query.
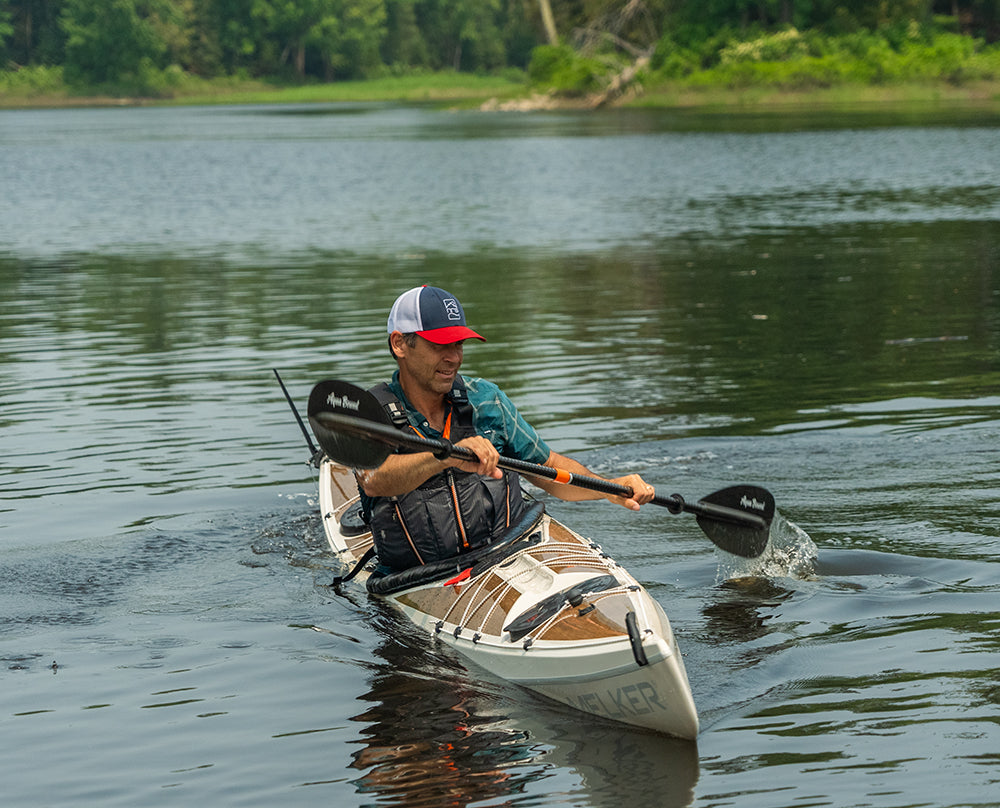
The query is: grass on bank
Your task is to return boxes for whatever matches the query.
[0,66,527,108]
[3,66,999,115]
[633,78,1000,109]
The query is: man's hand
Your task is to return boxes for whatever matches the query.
[451,436,502,479]
[607,473,656,511]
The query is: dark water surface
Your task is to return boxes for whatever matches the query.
[2,104,999,807]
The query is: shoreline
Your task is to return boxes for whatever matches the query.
[2,76,999,118]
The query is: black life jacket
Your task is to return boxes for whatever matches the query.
[366,376,530,571]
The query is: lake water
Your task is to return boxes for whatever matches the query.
[2,103,999,807]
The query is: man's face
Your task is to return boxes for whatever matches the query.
[395,333,465,395]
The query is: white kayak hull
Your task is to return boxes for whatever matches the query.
[317,458,699,740]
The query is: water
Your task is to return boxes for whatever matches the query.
[1,103,999,807]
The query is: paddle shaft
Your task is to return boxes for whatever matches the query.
[274,368,319,457]
[314,411,767,531]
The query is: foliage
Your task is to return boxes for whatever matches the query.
[652,21,1000,89]
[720,28,810,64]
[0,63,64,94]
[527,43,608,95]
[59,0,176,90]
[0,4,11,64]
[2,0,1000,96]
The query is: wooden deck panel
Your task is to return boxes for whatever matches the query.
[326,462,633,641]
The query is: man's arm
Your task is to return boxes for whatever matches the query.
[357,436,502,498]
[527,450,655,512]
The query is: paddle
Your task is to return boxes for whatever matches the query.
[307,379,775,558]
[273,368,323,465]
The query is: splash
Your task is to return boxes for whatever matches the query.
[716,511,818,582]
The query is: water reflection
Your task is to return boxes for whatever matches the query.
[348,609,699,807]
[702,578,795,647]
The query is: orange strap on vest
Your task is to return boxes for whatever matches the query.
[410,407,453,441]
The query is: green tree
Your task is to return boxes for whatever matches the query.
[321,0,387,78]
[197,0,261,75]
[151,0,203,70]
[382,0,428,68]
[60,0,171,84]
[7,0,1000,85]
[416,0,506,71]
[501,0,544,67]
[251,0,322,75]
[1,2,13,64]
[657,0,936,33]
[944,0,1000,39]
[2,0,69,65]
[248,0,385,78]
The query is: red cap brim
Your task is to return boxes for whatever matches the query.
[417,326,486,344]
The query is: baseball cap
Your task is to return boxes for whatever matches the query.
[386,286,485,344]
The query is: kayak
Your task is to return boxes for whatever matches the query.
[316,456,701,739]
[271,374,772,739]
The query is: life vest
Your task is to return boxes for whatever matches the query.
[366,376,530,571]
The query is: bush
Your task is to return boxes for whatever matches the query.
[653,47,702,78]
[526,44,606,96]
[653,26,736,73]
[651,37,703,78]
[526,44,569,83]
[134,62,187,96]
[900,32,977,81]
[0,64,66,95]
[691,57,850,89]
[656,27,1000,89]
[719,28,809,64]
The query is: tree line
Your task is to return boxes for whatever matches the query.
[2,0,999,88]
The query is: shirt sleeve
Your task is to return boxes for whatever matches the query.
[466,378,551,464]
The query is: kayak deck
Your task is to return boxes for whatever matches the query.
[318,458,699,740]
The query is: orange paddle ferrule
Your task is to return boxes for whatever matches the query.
[552,468,573,484]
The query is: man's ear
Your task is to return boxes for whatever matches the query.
[389,330,407,359]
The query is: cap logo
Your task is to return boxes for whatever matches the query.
[442,298,461,321]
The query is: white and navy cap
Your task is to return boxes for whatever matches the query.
[386,286,485,344]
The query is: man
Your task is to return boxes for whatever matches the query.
[357,285,656,571]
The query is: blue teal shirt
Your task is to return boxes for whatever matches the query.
[384,371,551,462]
[358,372,551,514]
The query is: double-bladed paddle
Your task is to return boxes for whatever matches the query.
[306,379,775,559]
[274,369,320,459]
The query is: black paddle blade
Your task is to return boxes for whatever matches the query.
[307,380,392,469]
[695,485,775,559]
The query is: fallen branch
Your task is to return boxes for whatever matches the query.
[586,53,651,108]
